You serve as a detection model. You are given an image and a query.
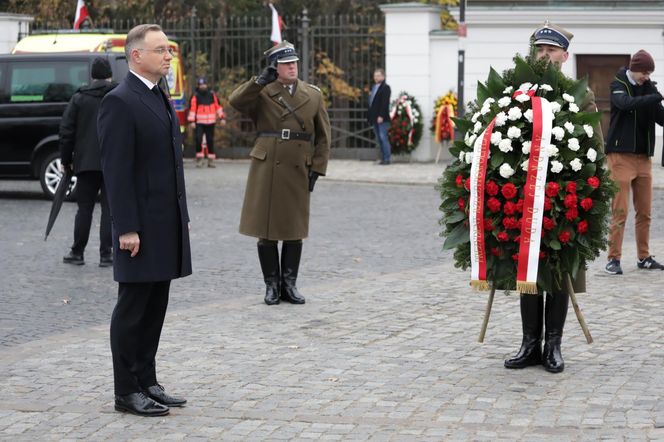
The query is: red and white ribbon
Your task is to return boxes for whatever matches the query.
[469,117,497,290]
[390,95,416,145]
[516,96,553,294]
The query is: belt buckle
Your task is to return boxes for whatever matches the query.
[281,129,291,140]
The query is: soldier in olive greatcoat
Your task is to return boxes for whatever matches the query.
[229,41,330,306]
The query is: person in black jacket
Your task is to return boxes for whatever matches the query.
[60,57,117,267]
[604,50,664,275]
[368,68,392,165]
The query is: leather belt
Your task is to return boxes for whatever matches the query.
[257,130,312,141]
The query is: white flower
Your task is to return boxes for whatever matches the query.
[464,133,477,147]
[499,163,515,178]
[569,103,579,113]
[473,121,482,133]
[550,160,564,173]
[546,145,559,157]
[522,141,532,154]
[567,138,580,151]
[495,111,508,127]
[471,112,480,123]
[507,126,521,139]
[507,107,522,121]
[524,109,533,123]
[459,151,465,162]
[490,131,502,145]
[583,124,594,138]
[483,97,495,107]
[465,152,473,164]
[551,126,565,141]
[521,159,530,171]
[518,82,533,92]
[570,158,583,171]
[515,94,531,103]
[498,138,513,153]
[540,84,553,91]
[564,121,575,134]
[550,102,562,114]
[480,104,491,115]
[562,93,575,103]
[503,86,514,94]
[587,148,597,162]
[498,96,511,108]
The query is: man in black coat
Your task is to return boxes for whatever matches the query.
[60,57,116,267]
[367,68,392,164]
[98,24,192,417]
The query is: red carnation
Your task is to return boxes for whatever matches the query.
[511,253,519,261]
[502,216,519,230]
[545,182,560,198]
[587,176,600,189]
[455,174,464,187]
[516,199,524,213]
[491,247,501,257]
[542,216,555,231]
[580,197,593,211]
[503,201,517,215]
[565,207,579,221]
[577,220,589,234]
[497,231,509,242]
[558,230,572,244]
[484,218,494,231]
[458,197,466,210]
[501,183,518,200]
[485,180,499,196]
[464,177,471,191]
[565,181,577,194]
[486,197,502,213]
[563,193,577,209]
[544,198,553,211]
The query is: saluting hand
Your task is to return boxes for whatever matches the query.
[119,232,140,257]
[256,61,279,86]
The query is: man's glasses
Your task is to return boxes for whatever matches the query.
[137,47,175,56]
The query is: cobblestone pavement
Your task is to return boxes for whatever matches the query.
[1,160,664,440]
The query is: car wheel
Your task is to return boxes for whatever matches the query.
[39,151,77,200]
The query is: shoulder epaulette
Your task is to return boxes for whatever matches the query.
[307,84,322,93]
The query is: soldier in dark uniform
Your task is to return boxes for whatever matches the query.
[229,41,331,306]
[504,22,601,373]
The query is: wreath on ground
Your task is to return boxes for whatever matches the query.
[438,53,616,293]
[431,91,458,142]
[388,92,423,154]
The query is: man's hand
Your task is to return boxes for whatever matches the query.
[119,232,140,257]
[189,122,196,129]
[308,171,321,192]
[377,116,384,124]
[256,61,279,86]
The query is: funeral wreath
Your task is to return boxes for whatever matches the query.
[388,92,423,154]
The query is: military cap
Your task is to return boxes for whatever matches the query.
[264,40,299,64]
[532,21,573,51]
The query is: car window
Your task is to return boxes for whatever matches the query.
[0,63,7,103]
[8,61,89,103]
[112,57,129,81]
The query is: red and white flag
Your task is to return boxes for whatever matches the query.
[269,3,283,45]
[73,0,89,30]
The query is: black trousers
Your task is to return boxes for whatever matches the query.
[71,171,111,257]
[195,124,215,156]
[110,280,170,396]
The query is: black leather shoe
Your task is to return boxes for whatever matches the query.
[63,251,84,265]
[504,294,543,369]
[114,392,169,416]
[99,255,113,268]
[146,384,186,407]
[257,240,281,305]
[280,241,306,304]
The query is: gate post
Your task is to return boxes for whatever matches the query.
[300,8,310,83]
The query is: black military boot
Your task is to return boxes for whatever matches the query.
[257,240,280,305]
[542,292,569,373]
[280,240,305,304]
[504,294,543,369]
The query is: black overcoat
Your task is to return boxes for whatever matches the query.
[98,73,192,283]
[367,81,391,125]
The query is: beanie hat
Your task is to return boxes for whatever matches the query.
[91,57,112,80]
[629,49,655,73]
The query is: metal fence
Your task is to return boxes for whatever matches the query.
[31,11,385,158]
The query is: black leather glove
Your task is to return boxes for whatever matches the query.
[255,61,278,86]
[309,171,321,192]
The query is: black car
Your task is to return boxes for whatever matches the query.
[0,52,128,198]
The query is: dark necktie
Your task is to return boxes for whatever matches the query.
[152,86,172,121]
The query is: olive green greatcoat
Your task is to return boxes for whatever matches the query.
[229,78,331,241]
